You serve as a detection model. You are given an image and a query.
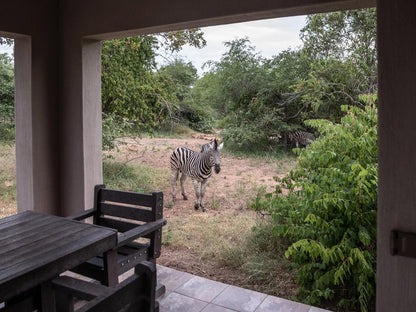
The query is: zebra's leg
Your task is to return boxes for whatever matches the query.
[200,180,208,212]
[180,173,188,200]
[171,170,179,202]
[192,179,200,210]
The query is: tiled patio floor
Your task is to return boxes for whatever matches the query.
[157,265,331,312]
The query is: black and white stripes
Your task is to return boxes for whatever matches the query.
[170,139,223,212]
[288,131,316,148]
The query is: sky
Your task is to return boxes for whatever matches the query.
[1,15,306,76]
[0,43,13,55]
[157,15,307,76]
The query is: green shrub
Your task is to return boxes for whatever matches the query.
[102,113,132,151]
[251,95,377,311]
[176,103,214,133]
[0,123,15,143]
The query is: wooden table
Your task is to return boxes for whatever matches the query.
[0,210,118,309]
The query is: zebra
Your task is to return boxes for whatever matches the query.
[170,139,224,212]
[288,131,316,148]
[201,140,216,152]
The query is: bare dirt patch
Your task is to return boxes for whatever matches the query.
[112,137,286,211]
[108,137,298,299]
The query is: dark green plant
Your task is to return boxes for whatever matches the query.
[101,31,206,140]
[0,53,14,122]
[298,8,377,122]
[252,94,377,311]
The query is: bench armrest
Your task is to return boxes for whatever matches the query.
[52,275,110,300]
[67,208,95,221]
[117,218,167,247]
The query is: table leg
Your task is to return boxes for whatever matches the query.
[103,249,118,287]
[41,282,56,312]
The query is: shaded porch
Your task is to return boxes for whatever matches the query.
[159,265,330,312]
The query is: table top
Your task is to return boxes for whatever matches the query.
[0,210,117,301]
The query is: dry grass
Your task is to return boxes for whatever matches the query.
[163,209,258,260]
[161,209,298,298]
[0,143,16,218]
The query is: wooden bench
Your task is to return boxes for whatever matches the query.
[69,185,166,295]
[52,261,159,312]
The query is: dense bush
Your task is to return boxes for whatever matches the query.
[252,95,377,311]
[175,102,214,133]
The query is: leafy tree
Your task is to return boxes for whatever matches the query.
[0,53,14,121]
[157,29,206,53]
[158,58,198,101]
[157,58,215,132]
[263,49,311,130]
[196,39,311,149]
[298,9,377,121]
[252,95,378,311]
[207,38,289,149]
[0,52,15,142]
[176,71,221,132]
[301,9,376,81]
[0,37,13,46]
[186,72,222,116]
[101,30,206,149]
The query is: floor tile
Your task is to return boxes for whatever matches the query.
[157,264,194,292]
[202,303,237,312]
[255,296,310,312]
[176,275,228,302]
[159,292,208,312]
[212,285,267,312]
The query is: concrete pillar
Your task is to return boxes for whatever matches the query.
[377,0,416,310]
[59,38,102,216]
[82,39,103,213]
[14,33,59,215]
[14,36,33,212]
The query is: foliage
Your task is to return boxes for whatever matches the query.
[157,29,206,53]
[298,58,369,121]
[184,8,377,150]
[301,9,377,81]
[101,112,132,151]
[0,38,13,46]
[157,58,214,132]
[298,9,377,121]
[251,95,378,311]
[0,53,14,121]
[202,38,293,149]
[158,58,198,101]
[0,53,15,142]
[101,36,176,133]
[101,30,206,149]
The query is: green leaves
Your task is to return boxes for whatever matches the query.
[252,95,378,311]
[0,53,14,121]
[101,31,206,149]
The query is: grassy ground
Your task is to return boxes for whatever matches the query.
[0,142,16,217]
[102,138,299,299]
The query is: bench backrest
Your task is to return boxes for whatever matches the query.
[93,184,164,259]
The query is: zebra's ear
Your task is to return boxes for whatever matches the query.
[218,142,224,151]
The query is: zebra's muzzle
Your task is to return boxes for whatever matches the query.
[214,164,221,174]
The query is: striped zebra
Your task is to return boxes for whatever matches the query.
[288,131,316,148]
[201,140,216,152]
[170,139,224,212]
